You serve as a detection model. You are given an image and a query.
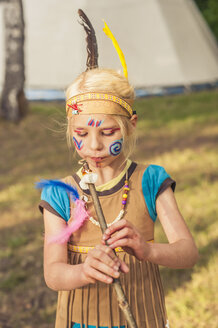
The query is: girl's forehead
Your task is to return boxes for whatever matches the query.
[73,114,118,126]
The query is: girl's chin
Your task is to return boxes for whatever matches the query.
[90,157,107,167]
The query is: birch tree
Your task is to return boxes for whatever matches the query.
[0,0,28,122]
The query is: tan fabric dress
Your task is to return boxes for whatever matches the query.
[49,163,170,328]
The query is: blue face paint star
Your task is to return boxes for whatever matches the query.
[109,138,123,156]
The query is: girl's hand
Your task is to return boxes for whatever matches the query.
[81,244,129,285]
[103,219,150,261]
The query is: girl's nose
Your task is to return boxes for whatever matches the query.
[90,135,103,151]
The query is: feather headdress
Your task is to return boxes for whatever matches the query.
[36,179,89,243]
[103,20,128,79]
[78,9,98,70]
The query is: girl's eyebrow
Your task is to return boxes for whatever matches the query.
[73,127,120,132]
[73,128,86,133]
[102,127,120,131]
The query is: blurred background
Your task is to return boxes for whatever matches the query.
[0,0,217,327]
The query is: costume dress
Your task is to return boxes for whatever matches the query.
[39,161,175,328]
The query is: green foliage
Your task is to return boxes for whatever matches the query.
[194,0,218,39]
[195,0,209,11]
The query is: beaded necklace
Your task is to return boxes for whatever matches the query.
[81,168,130,228]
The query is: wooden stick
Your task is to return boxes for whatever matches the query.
[83,161,138,328]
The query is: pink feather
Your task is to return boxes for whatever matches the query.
[48,199,89,244]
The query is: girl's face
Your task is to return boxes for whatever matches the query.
[71,113,124,168]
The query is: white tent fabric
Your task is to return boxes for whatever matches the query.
[0,0,218,91]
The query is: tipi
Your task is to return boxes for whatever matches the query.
[0,0,218,97]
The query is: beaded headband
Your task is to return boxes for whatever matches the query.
[66,92,134,118]
[66,10,135,119]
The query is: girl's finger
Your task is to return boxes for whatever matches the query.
[89,245,119,269]
[109,237,134,250]
[119,259,129,273]
[106,227,134,245]
[103,219,132,240]
[87,266,114,284]
[89,258,120,279]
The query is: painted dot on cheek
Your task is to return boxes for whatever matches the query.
[109,138,123,156]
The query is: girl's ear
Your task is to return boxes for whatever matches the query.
[130,114,138,128]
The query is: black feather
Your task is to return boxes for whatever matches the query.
[78,9,98,70]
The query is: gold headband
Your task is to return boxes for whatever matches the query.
[66,92,133,118]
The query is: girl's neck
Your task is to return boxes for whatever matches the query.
[88,155,127,186]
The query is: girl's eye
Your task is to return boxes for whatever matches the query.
[102,131,115,136]
[74,131,87,137]
[102,128,120,136]
[78,133,87,137]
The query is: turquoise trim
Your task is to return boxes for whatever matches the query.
[72,324,125,328]
[41,164,172,223]
[142,165,170,222]
[41,185,70,222]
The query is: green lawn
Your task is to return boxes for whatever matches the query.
[0,89,217,327]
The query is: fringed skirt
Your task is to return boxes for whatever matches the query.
[55,250,168,328]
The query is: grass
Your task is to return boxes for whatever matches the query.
[0,90,217,327]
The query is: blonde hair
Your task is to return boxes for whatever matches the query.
[66,68,136,158]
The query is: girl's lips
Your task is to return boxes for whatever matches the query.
[91,157,105,162]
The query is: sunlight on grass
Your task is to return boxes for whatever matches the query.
[166,258,218,328]
[0,90,217,327]
[39,303,57,323]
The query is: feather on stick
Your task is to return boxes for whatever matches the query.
[36,179,89,243]
[82,161,137,327]
[47,199,88,244]
[78,9,98,70]
[36,179,80,201]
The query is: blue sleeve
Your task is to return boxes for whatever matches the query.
[41,186,70,222]
[142,165,175,222]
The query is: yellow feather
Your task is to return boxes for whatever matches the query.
[103,20,128,79]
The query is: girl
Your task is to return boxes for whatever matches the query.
[39,68,199,328]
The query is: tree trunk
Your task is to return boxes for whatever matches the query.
[0,0,28,122]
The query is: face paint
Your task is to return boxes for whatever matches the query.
[109,138,123,156]
[103,127,121,135]
[74,129,84,134]
[95,120,104,127]
[68,103,82,115]
[73,137,84,150]
[87,117,104,127]
[110,128,120,132]
[87,117,95,127]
